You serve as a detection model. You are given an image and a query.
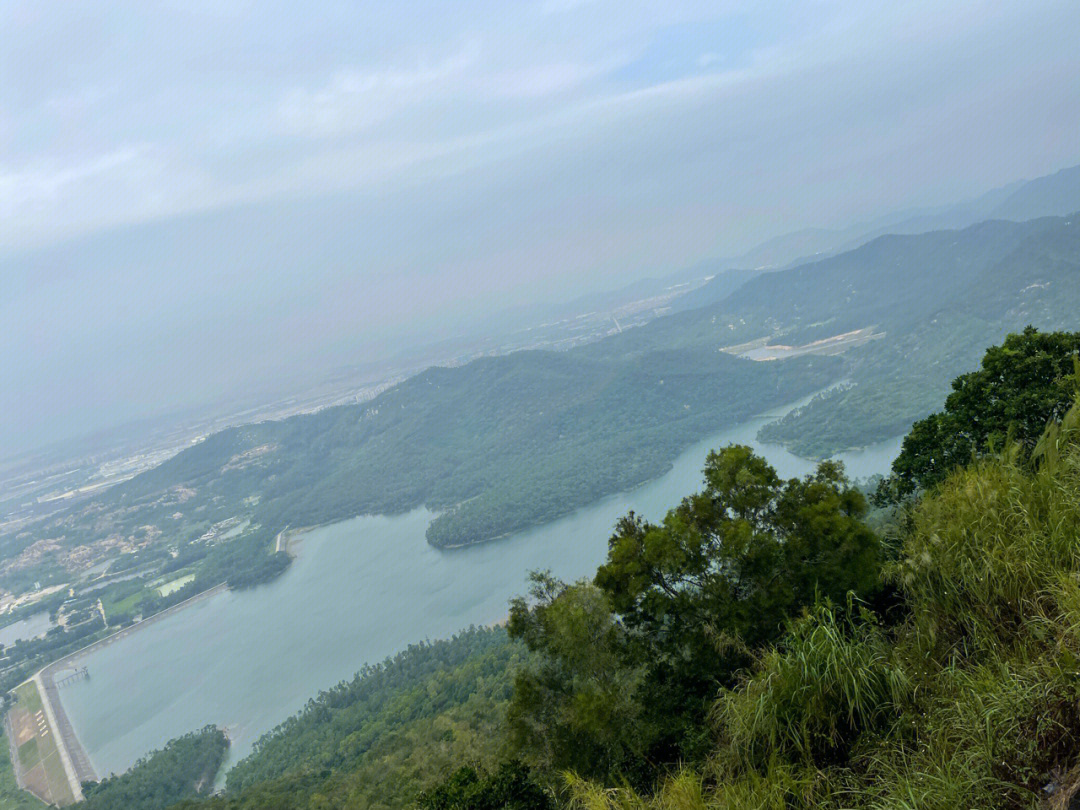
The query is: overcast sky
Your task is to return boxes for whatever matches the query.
[2,0,1079,457]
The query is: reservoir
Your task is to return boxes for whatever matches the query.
[59,397,902,778]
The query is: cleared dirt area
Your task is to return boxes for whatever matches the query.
[720,327,884,361]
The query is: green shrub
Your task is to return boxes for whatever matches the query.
[714,602,909,770]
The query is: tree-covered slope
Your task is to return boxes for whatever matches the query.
[81,727,227,810]
[573,214,1080,460]
[166,330,1080,810]
[145,346,838,549]
[564,337,1080,810]
[9,337,838,594]
[171,627,526,810]
[578,217,1061,364]
[760,213,1080,455]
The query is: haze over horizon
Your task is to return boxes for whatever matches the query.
[3,0,1079,457]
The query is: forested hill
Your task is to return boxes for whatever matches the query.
[585,212,1080,457]
[9,209,1079,593]
[121,347,837,548]
[171,330,1080,810]
[589,215,1065,358]
[758,213,1080,454]
[6,324,839,593]
[718,217,1061,340]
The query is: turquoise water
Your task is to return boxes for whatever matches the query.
[60,398,902,778]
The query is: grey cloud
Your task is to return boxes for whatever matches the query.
[1,0,1078,454]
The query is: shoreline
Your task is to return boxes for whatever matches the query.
[274,524,324,555]
[15,582,230,793]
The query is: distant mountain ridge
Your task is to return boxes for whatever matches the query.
[683,162,1078,285]
[577,206,1080,458]
[990,164,1080,221]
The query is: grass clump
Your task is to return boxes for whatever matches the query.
[714,601,910,771]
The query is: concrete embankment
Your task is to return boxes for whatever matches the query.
[28,582,229,791]
[275,525,321,555]
[33,671,87,800]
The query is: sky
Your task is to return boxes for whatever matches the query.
[2,0,1079,457]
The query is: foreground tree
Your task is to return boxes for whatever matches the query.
[506,577,643,783]
[883,326,1080,500]
[595,445,881,764]
[569,399,1080,810]
[507,445,881,783]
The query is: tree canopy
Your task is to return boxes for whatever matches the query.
[506,444,882,782]
[883,327,1080,499]
[416,762,553,810]
[81,726,227,810]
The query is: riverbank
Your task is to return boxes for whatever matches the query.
[6,679,76,805]
[32,671,86,800]
[0,719,39,809]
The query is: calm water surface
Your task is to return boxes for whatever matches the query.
[0,611,54,647]
[61,397,902,777]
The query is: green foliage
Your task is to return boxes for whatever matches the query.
[713,601,909,769]
[159,329,1080,810]
[176,628,527,810]
[506,577,644,784]
[0,730,41,810]
[504,446,882,786]
[417,762,554,810]
[758,215,1080,458]
[195,529,290,590]
[254,348,838,549]
[226,627,522,791]
[566,392,1080,810]
[166,442,884,809]
[596,447,880,763]
[884,327,1080,498]
[81,726,227,810]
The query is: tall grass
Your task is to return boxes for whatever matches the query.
[713,601,909,770]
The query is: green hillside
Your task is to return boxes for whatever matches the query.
[759,214,1080,456]
[169,329,1080,809]
[173,628,525,810]
[4,326,838,596]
